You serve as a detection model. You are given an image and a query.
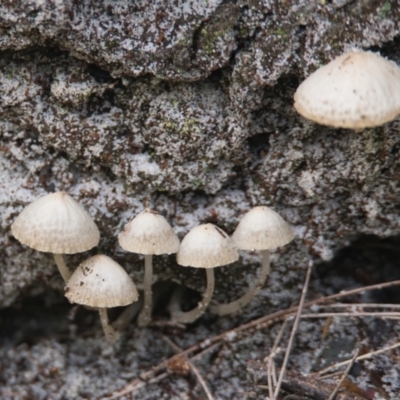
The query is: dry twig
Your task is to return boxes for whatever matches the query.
[161,335,214,400]
[251,362,366,400]
[327,346,359,400]
[301,311,400,319]
[279,369,366,400]
[106,278,400,399]
[313,341,400,377]
[272,260,313,399]
[264,320,288,399]
[317,303,400,310]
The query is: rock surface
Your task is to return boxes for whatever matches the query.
[1,0,400,398]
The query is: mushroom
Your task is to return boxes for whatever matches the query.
[210,206,294,316]
[294,51,400,129]
[65,254,138,342]
[171,223,239,324]
[118,208,180,327]
[11,191,100,282]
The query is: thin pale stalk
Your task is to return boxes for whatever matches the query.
[327,347,359,400]
[53,253,72,282]
[318,303,400,310]
[98,308,117,342]
[301,312,400,319]
[265,320,288,399]
[210,250,270,316]
[273,260,313,399]
[271,361,277,387]
[267,356,274,400]
[168,285,186,315]
[314,341,400,377]
[188,362,214,400]
[138,254,153,327]
[112,300,143,331]
[316,370,344,380]
[162,335,214,400]
[172,269,215,324]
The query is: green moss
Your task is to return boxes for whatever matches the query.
[105,39,119,49]
[238,27,250,38]
[274,27,287,37]
[164,120,177,130]
[291,159,305,172]
[181,117,200,136]
[191,179,202,187]
[199,26,229,55]
[4,66,14,80]
[198,4,239,55]
[378,2,391,18]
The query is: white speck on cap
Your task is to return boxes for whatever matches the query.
[294,51,400,129]
[65,254,138,308]
[232,206,294,250]
[177,223,238,269]
[118,208,180,255]
[11,191,100,254]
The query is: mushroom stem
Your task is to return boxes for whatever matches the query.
[112,299,143,332]
[210,250,270,316]
[137,254,153,327]
[98,308,117,342]
[168,285,186,316]
[53,253,72,282]
[171,268,215,324]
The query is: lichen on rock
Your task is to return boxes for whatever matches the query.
[1,0,400,398]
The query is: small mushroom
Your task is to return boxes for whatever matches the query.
[11,191,100,282]
[118,208,180,327]
[171,223,239,324]
[210,206,294,316]
[294,51,400,129]
[65,254,138,342]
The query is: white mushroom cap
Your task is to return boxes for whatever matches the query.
[11,191,100,254]
[177,223,239,269]
[232,206,294,250]
[65,255,138,308]
[118,208,180,255]
[294,51,400,129]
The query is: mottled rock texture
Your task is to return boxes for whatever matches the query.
[1,0,400,398]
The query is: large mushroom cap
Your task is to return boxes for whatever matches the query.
[118,208,180,255]
[232,206,293,250]
[177,223,238,269]
[11,191,100,254]
[294,51,400,129]
[65,255,138,308]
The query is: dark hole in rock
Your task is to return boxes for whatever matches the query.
[86,64,115,84]
[247,133,270,156]
[314,234,400,304]
[0,290,70,346]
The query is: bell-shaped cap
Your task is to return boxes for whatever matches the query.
[232,206,293,250]
[118,208,180,255]
[294,51,400,129]
[11,191,100,254]
[177,223,238,269]
[65,255,138,308]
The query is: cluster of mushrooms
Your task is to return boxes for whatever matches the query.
[10,192,294,341]
[10,50,399,342]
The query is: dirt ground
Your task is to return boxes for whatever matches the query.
[1,234,399,400]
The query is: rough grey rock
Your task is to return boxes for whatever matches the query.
[1,0,400,398]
